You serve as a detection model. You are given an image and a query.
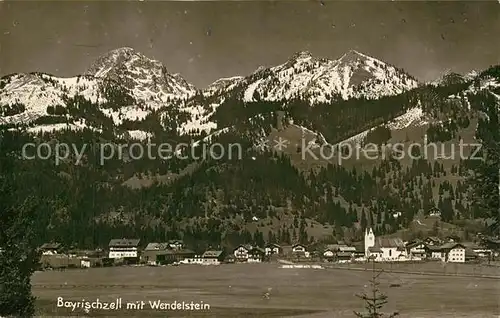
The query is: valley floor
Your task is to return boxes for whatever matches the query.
[32,263,499,317]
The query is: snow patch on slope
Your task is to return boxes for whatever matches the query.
[176,102,218,135]
[25,119,101,134]
[0,73,106,125]
[126,130,152,141]
[101,106,149,126]
[243,79,264,102]
[387,107,425,130]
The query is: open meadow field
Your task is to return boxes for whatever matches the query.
[33,263,500,317]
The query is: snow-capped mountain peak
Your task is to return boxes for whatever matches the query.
[0,47,199,133]
[235,50,419,103]
[86,47,196,100]
[338,49,369,63]
[205,76,244,96]
[86,47,138,77]
[290,50,314,61]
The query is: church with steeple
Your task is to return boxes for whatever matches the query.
[364,227,375,258]
[364,227,407,261]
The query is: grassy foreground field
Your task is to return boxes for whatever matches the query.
[32,263,499,317]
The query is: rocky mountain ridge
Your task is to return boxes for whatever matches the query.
[0,47,421,137]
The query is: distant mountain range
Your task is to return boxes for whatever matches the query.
[0,47,419,136]
[1,47,498,249]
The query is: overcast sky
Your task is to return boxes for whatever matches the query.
[1,1,499,88]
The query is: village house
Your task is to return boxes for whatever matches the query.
[440,243,466,263]
[462,242,492,258]
[39,243,62,255]
[79,257,101,268]
[141,243,169,265]
[428,207,441,218]
[265,243,281,256]
[108,239,140,259]
[224,254,236,264]
[338,245,356,253]
[405,240,427,260]
[444,235,461,243]
[233,244,252,262]
[248,247,265,263]
[40,254,81,269]
[480,236,500,258]
[425,243,466,263]
[424,236,442,246]
[160,249,196,264]
[323,246,337,260]
[167,240,184,250]
[425,245,443,259]
[66,248,106,259]
[323,244,356,262]
[80,259,92,268]
[292,244,308,257]
[180,255,203,264]
[364,228,407,261]
[352,243,366,260]
[201,250,225,265]
[337,251,354,262]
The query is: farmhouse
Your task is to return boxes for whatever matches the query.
[233,244,252,261]
[160,249,196,264]
[79,257,101,268]
[336,251,354,262]
[142,243,169,265]
[167,240,184,250]
[323,246,337,259]
[481,236,500,255]
[39,242,62,255]
[323,244,356,261]
[428,207,441,218]
[224,254,236,263]
[180,255,203,264]
[292,244,308,257]
[462,242,492,258]
[425,243,466,263]
[338,245,356,253]
[67,248,105,258]
[201,250,225,265]
[440,243,466,263]
[444,235,461,243]
[405,240,427,259]
[424,236,442,246]
[108,239,140,259]
[40,255,81,269]
[265,243,281,256]
[425,245,443,259]
[248,247,265,263]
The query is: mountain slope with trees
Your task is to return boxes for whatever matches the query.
[0,49,499,251]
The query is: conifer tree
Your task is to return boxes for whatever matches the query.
[354,259,399,318]
[468,95,499,233]
[0,130,40,317]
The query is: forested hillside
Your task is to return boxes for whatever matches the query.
[1,52,499,252]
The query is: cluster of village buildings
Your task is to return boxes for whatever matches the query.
[38,228,500,269]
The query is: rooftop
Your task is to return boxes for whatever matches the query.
[144,243,169,251]
[375,238,405,248]
[202,250,223,258]
[108,239,140,247]
[40,243,61,250]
